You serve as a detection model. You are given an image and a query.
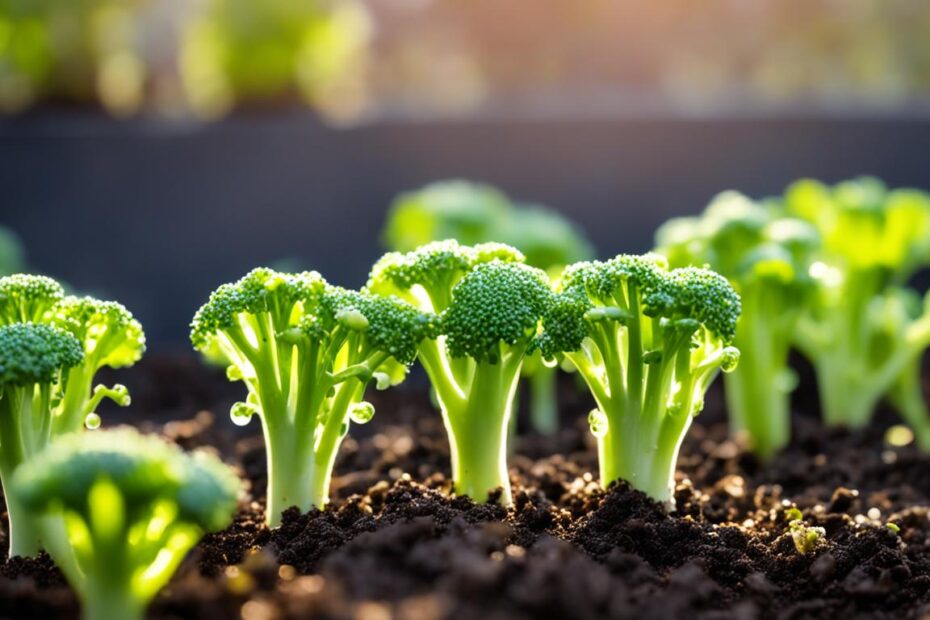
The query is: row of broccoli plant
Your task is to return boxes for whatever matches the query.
[0,274,240,620]
[188,240,740,516]
[658,177,930,458]
[383,180,595,435]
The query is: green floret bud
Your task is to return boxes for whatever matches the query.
[190,267,326,350]
[443,261,552,363]
[366,240,525,313]
[0,323,83,386]
[660,267,741,343]
[49,296,146,369]
[0,274,64,324]
[12,428,240,620]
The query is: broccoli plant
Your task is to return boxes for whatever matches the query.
[0,322,83,557]
[0,275,146,432]
[655,192,818,458]
[368,241,553,505]
[382,182,595,435]
[191,268,430,526]
[782,178,930,431]
[12,428,240,620]
[538,255,740,505]
[48,296,145,434]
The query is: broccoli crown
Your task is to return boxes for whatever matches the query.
[49,296,146,369]
[13,428,240,533]
[539,255,740,357]
[0,323,83,387]
[367,240,524,302]
[382,181,512,252]
[442,261,552,363]
[658,267,741,342]
[319,287,434,364]
[190,268,327,349]
[783,177,930,276]
[0,274,64,324]
[655,192,819,288]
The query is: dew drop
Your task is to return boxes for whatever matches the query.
[84,412,101,430]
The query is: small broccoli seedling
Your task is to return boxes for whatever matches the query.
[783,178,930,432]
[368,241,553,505]
[191,268,430,526]
[656,192,818,458]
[12,428,240,620]
[0,322,83,557]
[785,507,825,555]
[538,255,740,505]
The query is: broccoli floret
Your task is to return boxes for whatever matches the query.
[12,428,240,620]
[191,268,430,526]
[540,255,740,505]
[381,181,596,435]
[0,274,64,324]
[47,296,146,434]
[655,192,818,458]
[782,178,930,434]
[370,244,553,506]
[0,323,83,557]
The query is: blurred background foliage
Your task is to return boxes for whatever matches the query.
[1,0,930,120]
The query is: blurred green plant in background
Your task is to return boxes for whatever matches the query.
[3,0,930,119]
[0,0,145,115]
[180,0,370,120]
[0,225,25,275]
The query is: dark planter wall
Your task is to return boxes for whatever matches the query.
[2,113,929,348]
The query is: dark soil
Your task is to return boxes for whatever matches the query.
[3,355,930,619]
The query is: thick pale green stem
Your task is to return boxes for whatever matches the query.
[817,359,880,428]
[55,366,93,435]
[0,390,42,557]
[887,359,930,452]
[725,367,789,460]
[445,361,521,506]
[263,422,315,526]
[528,365,558,435]
[81,583,144,620]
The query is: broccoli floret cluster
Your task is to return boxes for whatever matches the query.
[382,181,595,435]
[191,267,431,525]
[539,254,740,504]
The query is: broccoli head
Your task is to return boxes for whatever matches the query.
[13,428,240,620]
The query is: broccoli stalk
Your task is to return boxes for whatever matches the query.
[12,428,240,620]
[783,178,930,432]
[191,268,428,526]
[539,255,740,505]
[655,193,818,458]
[0,323,83,557]
[367,241,552,505]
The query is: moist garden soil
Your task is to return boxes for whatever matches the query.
[3,355,930,620]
